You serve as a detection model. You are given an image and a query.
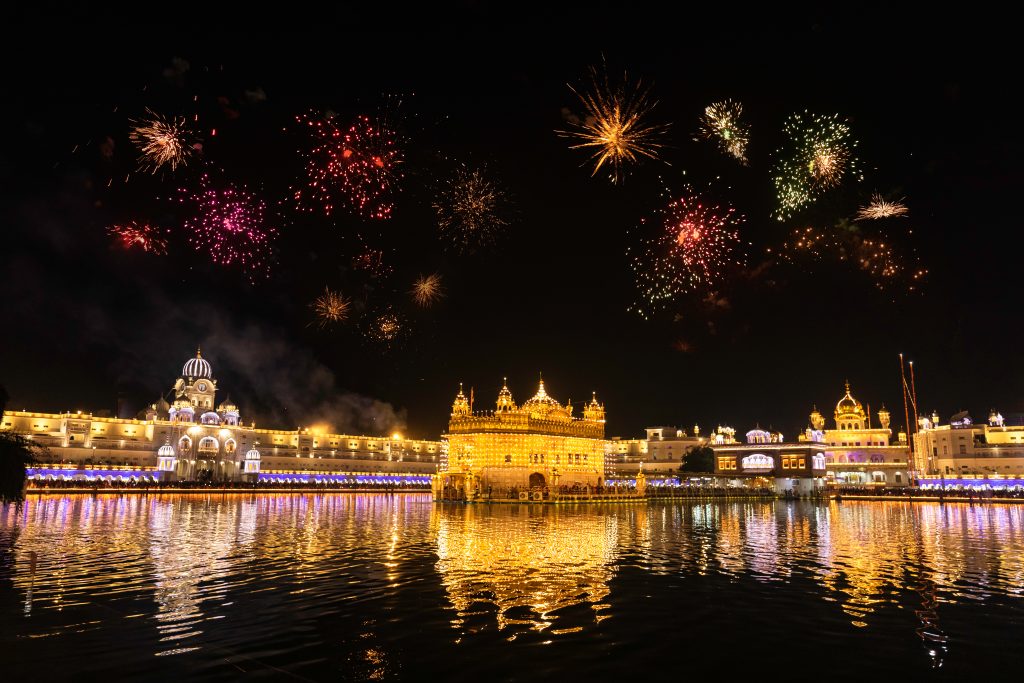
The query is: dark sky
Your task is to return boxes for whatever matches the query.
[2,6,1020,440]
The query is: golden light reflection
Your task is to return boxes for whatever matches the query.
[432,503,619,633]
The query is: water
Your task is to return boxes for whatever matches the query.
[2,495,1023,681]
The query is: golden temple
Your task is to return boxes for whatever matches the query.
[434,377,609,501]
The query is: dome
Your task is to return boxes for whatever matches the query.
[835,381,864,415]
[245,446,261,460]
[496,378,516,412]
[182,347,212,379]
[521,378,563,413]
[157,443,175,457]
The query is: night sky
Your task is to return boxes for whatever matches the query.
[2,7,1020,441]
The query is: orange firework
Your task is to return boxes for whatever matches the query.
[558,63,668,184]
[107,221,168,255]
[310,288,350,327]
[411,273,444,306]
[129,109,196,173]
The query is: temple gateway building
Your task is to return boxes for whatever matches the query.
[1,349,440,485]
[435,378,607,500]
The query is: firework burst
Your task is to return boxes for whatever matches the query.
[351,245,392,279]
[366,309,404,347]
[434,165,509,252]
[176,173,277,280]
[779,222,926,292]
[411,273,444,306]
[129,109,196,174]
[856,193,909,220]
[558,65,668,184]
[698,100,749,164]
[629,188,745,319]
[772,112,861,220]
[293,111,403,219]
[106,221,168,255]
[310,287,350,327]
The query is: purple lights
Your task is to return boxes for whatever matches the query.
[257,473,430,486]
[918,478,1024,490]
[27,467,160,482]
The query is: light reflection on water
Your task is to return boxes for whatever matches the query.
[2,495,1023,680]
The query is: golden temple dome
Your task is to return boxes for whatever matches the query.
[835,381,865,417]
[521,377,565,416]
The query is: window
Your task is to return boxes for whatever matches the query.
[797,458,805,468]
[959,445,967,455]
[741,454,773,471]
[504,454,512,463]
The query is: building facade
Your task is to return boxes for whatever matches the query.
[713,428,828,494]
[605,426,707,478]
[437,378,607,498]
[914,410,1024,478]
[800,383,913,487]
[1,349,441,484]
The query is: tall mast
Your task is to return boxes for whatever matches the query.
[900,353,914,480]
[909,361,920,435]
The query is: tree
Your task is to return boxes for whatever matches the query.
[680,445,715,474]
[0,385,46,504]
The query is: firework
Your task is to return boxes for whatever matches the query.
[772,112,861,220]
[129,109,196,173]
[434,165,509,252]
[351,245,392,279]
[310,287,350,327]
[176,173,277,280]
[411,273,444,306]
[293,111,403,219]
[779,223,926,292]
[106,221,168,255]
[856,193,909,220]
[628,188,745,318]
[558,64,668,184]
[697,100,749,163]
[367,309,404,346]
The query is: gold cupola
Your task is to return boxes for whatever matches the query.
[496,378,517,412]
[452,383,470,417]
[584,392,606,423]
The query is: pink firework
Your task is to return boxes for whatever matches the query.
[107,221,168,255]
[628,189,744,319]
[293,111,403,219]
[177,173,277,279]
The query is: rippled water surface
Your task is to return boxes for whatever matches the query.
[2,494,1023,680]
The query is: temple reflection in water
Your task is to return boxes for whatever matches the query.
[4,495,1024,675]
[432,503,619,633]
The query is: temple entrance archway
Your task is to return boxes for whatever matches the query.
[529,472,546,488]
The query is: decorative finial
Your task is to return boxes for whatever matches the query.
[845,379,850,393]
[196,346,202,358]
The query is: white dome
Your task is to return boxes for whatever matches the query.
[245,447,261,460]
[182,349,212,379]
[157,443,175,457]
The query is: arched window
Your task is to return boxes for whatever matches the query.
[504,454,512,463]
[200,412,220,425]
[869,454,884,463]
[741,454,774,471]
[198,436,219,453]
[224,439,237,454]
[812,454,826,470]
[178,436,192,453]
